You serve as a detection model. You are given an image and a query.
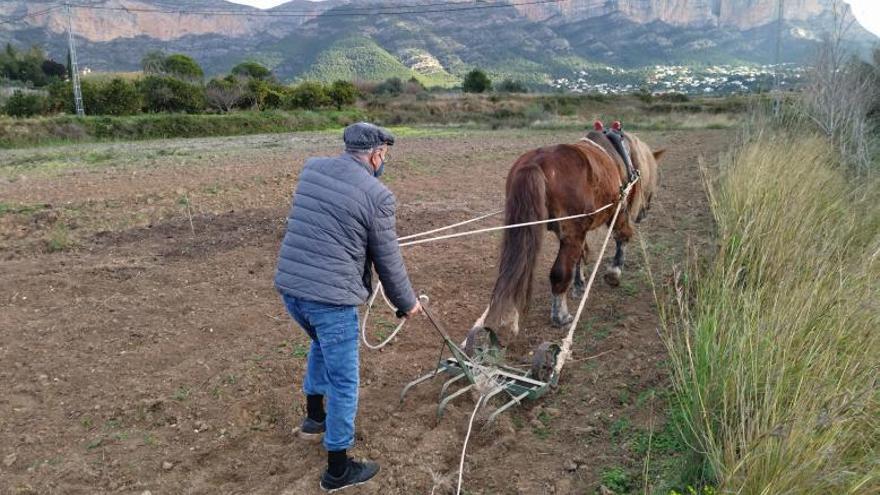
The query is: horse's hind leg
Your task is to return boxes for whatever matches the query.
[604,221,634,287]
[571,241,589,299]
[550,239,582,327]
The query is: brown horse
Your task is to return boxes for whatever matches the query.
[473,132,664,344]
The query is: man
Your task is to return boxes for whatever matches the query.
[275,122,421,491]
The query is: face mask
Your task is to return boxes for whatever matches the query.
[372,151,386,178]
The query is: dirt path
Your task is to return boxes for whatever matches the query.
[0,128,729,494]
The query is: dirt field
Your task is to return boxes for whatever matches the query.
[0,127,730,494]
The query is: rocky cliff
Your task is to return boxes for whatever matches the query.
[0,0,874,83]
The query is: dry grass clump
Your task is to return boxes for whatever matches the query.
[665,136,880,493]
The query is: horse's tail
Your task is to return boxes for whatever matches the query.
[484,163,547,335]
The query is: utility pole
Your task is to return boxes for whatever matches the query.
[66,2,85,117]
[773,0,785,116]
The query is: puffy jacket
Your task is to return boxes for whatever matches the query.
[274,153,417,313]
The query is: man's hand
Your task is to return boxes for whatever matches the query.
[406,301,422,318]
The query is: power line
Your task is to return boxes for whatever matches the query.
[0,5,62,25]
[68,0,565,18]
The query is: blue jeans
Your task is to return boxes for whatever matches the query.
[282,294,360,452]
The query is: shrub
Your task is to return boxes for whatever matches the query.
[286,81,330,110]
[3,90,48,118]
[495,79,528,93]
[46,80,73,113]
[657,92,690,103]
[374,77,404,96]
[82,78,142,116]
[263,89,285,110]
[327,80,358,109]
[138,76,206,113]
[206,77,247,112]
[462,69,492,93]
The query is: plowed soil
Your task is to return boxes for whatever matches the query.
[0,127,730,494]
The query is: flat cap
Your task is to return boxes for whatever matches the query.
[343,122,395,152]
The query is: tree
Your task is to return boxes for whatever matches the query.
[286,81,330,110]
[90,78,142,116]
[462,69,492,93]
[805,0,876,171]
[41,59,66,80]
[231,61,272,81]
[3,90,48,118]
[163,54,203,81]
[327,80,358,109]
[138,76,206,113]
[141,50,166,75]
[206,77,246,112]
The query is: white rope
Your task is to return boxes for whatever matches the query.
[456,392,486,495]
[398,203,615,248]
[360,282,406,350]
[554,176,639,376]
[398,209,503,241]
[363,176,636,350]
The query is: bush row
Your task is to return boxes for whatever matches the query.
[1,77,361,118]
[0,109,367,148]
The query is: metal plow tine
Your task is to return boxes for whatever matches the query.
[486,391,530,425]
[437,383,475,419]
[439,373,467,400]
[400,370,441,404]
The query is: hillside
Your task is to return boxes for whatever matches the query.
[0,0,875,85]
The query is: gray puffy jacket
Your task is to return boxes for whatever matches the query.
[274,153,417,313]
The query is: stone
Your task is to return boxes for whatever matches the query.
[162,461,174,471]
[3,453,17,467]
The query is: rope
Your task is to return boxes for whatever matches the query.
[456,393,485,495]
[398,203,615,248]
[363,177,636,349]
[360,282,407,350]
[398,209,503,241]
[554,177,639,376]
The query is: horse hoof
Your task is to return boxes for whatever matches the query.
[604,268,621,287]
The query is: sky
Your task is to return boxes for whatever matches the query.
[226,0,880,37]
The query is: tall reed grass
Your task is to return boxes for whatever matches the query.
[664,136,880,494]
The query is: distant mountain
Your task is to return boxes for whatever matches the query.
[0,0,876,86]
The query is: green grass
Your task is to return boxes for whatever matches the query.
[46,224,71,252]
[172,386,191,402]
[601,466,632,493]
[0,202,47,216]
[663,135,880,493]
[143,433,158,447]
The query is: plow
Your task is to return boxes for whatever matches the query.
[399,298,561,424]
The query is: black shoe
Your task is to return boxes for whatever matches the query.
[297,417,325,443]
[320,459,380,492]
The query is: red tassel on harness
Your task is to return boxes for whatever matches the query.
[611,121,622,132]
[593,120,604,131]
